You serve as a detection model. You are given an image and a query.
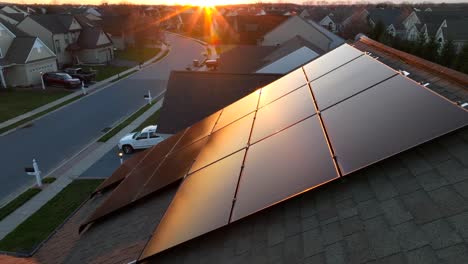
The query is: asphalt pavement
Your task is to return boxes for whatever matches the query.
[0,33,205,200]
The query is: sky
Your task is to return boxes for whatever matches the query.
[4,0,468,6]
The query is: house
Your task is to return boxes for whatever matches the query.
[217,35,325,74]
[367,8,412,39]
[225,15,288,44]
[436,18,468,53]
[17,14,114,67]
[0,21,57,87]
[17,14,82,67]
[24,41,468,264]
[156,71,282,134]
[260,15,344,51]
[0,10,27,25]
[318,8,354,33]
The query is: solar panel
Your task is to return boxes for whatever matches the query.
[303,44,363,82]
[310,55,397,110]
[172,111,220,152]
[213,91,259,132]
[93,150,147,194]
[83,133,184,225]
[231,115,339,221]
[139,150,245,259]
[258,68,308,108]
[136,137,209,200]
[322,75,468,175]
[251,85,316,144]
[189,113,255,173]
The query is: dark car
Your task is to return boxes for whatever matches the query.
[64,68,96,83]
[43,72,81,89]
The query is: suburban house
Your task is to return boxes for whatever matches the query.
[259,15,344,51]
[403,9,468,53]
[17,39,468,264]
[0,20,57,87]
[224,15,288,44]
[317,8,354,33]
[17,14,114,67]
[367,7,415,40]
[0,10,26,25]
[156,71,282,135]
[17,14,82,67]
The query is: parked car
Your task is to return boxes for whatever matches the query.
[64,68,96,83]
[43,72,81,89]
[118,125,164,154]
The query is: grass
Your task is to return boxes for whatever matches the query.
[133,110,160,132]
[115,47,161,62]
[83,65,130,82]
[98,103,153,142]
[110,70,138,83]
[0,89,71,123]
[0,179,103,253]
[0,94,83,135]
[0,188,41,222]
[41,177,56,184]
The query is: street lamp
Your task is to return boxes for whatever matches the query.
[40,72,45,90]
[118,151,123,165]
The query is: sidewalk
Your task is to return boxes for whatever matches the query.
[0,98,165,240]
[0,44,170,134]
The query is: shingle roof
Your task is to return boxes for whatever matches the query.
[262,35,324,64]
[28,14,75,33]
[156,71,282,134]
[0,10,26,23]
[368,8,406,26]
[0,18,29,37]
[217,45,278,73]
[4,37,36,64]
[77,27,111,49]
[444,18,468,40]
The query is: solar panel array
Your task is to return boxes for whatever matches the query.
[81,44,468,260]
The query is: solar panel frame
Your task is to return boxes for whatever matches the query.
[212,91,260,132]
[258,68,308,108]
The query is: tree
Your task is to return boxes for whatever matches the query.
[439,39,456,67]
[422,36,440,62]
[455,44,468,74]
[413,31,427,56]
[370,20,386,41]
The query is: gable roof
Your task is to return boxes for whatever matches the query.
[217,45,278,73]
[261,35,324,64]
[4,37,36,64]
[77,27,111,49]
[368,8,406,26]
[0,10,26,23]
[28,14,75,33]
[156,71,282,134]
[444,18,468,40]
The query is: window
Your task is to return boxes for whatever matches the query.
[149,132,160,139]
[55,39,61,53]
[136,132,149,140]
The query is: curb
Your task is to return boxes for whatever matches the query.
[0,46,171,135]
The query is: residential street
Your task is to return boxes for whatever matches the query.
[0,33,205,201]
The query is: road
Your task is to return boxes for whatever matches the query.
[0,33,205,200]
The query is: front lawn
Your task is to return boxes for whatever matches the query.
[0,89,71,123]
[0,188,41,222]
[115,47,161,62]
[0,179,103,253]
[83,65,130,81]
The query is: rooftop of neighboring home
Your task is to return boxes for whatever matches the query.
[442,18,468,41]
[156,71,282,134]
[19,40,467,264]
[26,14,79,33]
[367,7,409,27]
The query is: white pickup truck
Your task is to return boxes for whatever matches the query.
[118,125,165,154]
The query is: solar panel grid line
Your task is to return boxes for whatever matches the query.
[213,92,260,132]
[302,67,344,178]
[306,53,364,83]
[133,129,188,201]
[227,84,263,223]
[318,73,399,112]
[258,68,308,108]
[257,84,308,111]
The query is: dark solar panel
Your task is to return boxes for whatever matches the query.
[213,91,259,132]
[303,44,363,82]
[190,113,255,173]
[258,68,308,108]
[322,75,468,175]
[139,150,246,259]
[231,116,339,221]
[136,137,209,200]
[310,55,397,110]
[172,111,220,152]
[93,150,147,194]
[251,85,316,143]
[83,133,184,225]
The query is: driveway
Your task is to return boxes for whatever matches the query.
[0,33,205,201]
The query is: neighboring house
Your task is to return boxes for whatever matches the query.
[17,14,82,67]
[156,71,281,134]
[260,15,344,51]
[99,15,131,50]
[318,8,354,33]
[367,8,412,39]
[0,10,26,25]
[435,18,468,53]
[1,5,28,15]
[0,21,57,87]
[225,15,288,44]
[217,45,278,73]
[26,42,468,264]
